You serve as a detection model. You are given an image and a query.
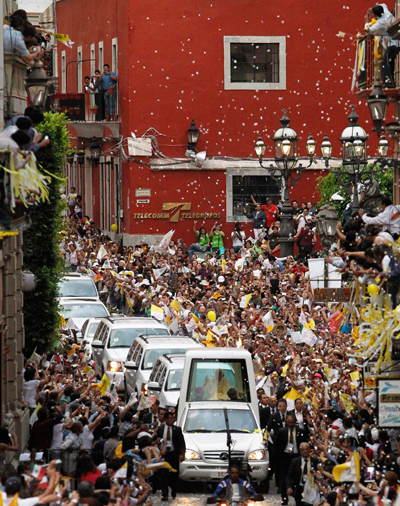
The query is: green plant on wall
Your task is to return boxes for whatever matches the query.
[23,112,69,355]
[316,164,393,220]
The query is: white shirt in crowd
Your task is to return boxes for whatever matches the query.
[23,379,40,408]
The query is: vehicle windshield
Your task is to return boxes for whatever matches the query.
[142,348,189,370]
[187,359,250,402]
[86,322,100,338]
[185,409,257,433]
[60,303,108,319]
[166,369,183,391]
[109,328,169,348]
[59,279,98,298]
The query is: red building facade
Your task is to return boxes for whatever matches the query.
[56,0,374,245]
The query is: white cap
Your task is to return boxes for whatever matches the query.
[138,431,152,439]
[218,276,225,283]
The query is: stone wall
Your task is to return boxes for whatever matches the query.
[1,225,30,451]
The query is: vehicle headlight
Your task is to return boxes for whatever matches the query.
[107,361,122,372]
[142,383,148,395]
[185,450,200,460]
[248,450,266,460]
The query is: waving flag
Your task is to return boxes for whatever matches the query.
[51,32,75,49]
[332,453,360,483]
[302,322,317,346]
[240,293,252,308]
[262,311,274,332]
[151,304,164,321]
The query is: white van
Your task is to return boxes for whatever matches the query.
[124,337,202,399]
[147,355,186,409]
[178,348,268,483]
[91,317,170,390]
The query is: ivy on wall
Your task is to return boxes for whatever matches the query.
[23,113,69,355]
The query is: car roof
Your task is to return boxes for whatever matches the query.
[188,402,251,410]
[61,274,93,281]
[158,354,186,367]
[60,298,105,305]
[99,317,168,328]
[136,337,200,348]
[184,348,250,359]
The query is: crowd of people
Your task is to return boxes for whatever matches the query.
[7,192,400,506]
[4,9,53,67]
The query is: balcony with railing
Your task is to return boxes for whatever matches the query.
[355,24,400,100]
[50,90,120,139]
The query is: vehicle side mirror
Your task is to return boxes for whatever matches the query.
[148,381,161,391]
[206,498,217,504]
[91,340,104,348]
[125,361,138,370]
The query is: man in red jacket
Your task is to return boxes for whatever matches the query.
[262,198,278,229]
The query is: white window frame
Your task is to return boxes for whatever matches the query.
[106,156,112,231]
[90,44,96,105]
[98,41,104,71]
[61,50,66,93]
[99,155,105,230]
[112,38,118,74]
[226,167,284,223]
[90,44,95,76]
[77,46,82,93]
[223,35,286,90]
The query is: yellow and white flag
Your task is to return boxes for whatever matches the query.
[332,453,360,483]
[51,32,75,49]
[240,293,252,308]
[151,304,164,321]
[113,462,127,478]
[283,388,301,402]
[262,311,274,332]
[100,374,111,395]
[302,323,317,346]
[170,299,181,313]
[324,367,339,384]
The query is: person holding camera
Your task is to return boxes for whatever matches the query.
[98,64,117,121]
[231,222,246,253]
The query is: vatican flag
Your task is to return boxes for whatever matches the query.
[332,452,360,483]
[262,311,274,332]
[151,304,164,321]
[240,293,252,308]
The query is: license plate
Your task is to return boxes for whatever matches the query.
[211,470,227,478]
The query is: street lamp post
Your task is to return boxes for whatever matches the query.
[325,105,372,216]
[254,110,316,257]
[89,137,101,165]
[24,59,49,109]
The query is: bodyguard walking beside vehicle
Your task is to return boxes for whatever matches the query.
[154,411,186,501]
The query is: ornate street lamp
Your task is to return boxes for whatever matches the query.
[25,59,49,109]
[316,204,328,239]
[367,80,388,136]
[186,120,200,152]
[66,151,75,165]
[89,137,101,165]
[320,134,333,168]
[325,205,339,241]
[378,134,390,158]
[328,105,371,215]
[77,150,85,166]
[254,110,315,257]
